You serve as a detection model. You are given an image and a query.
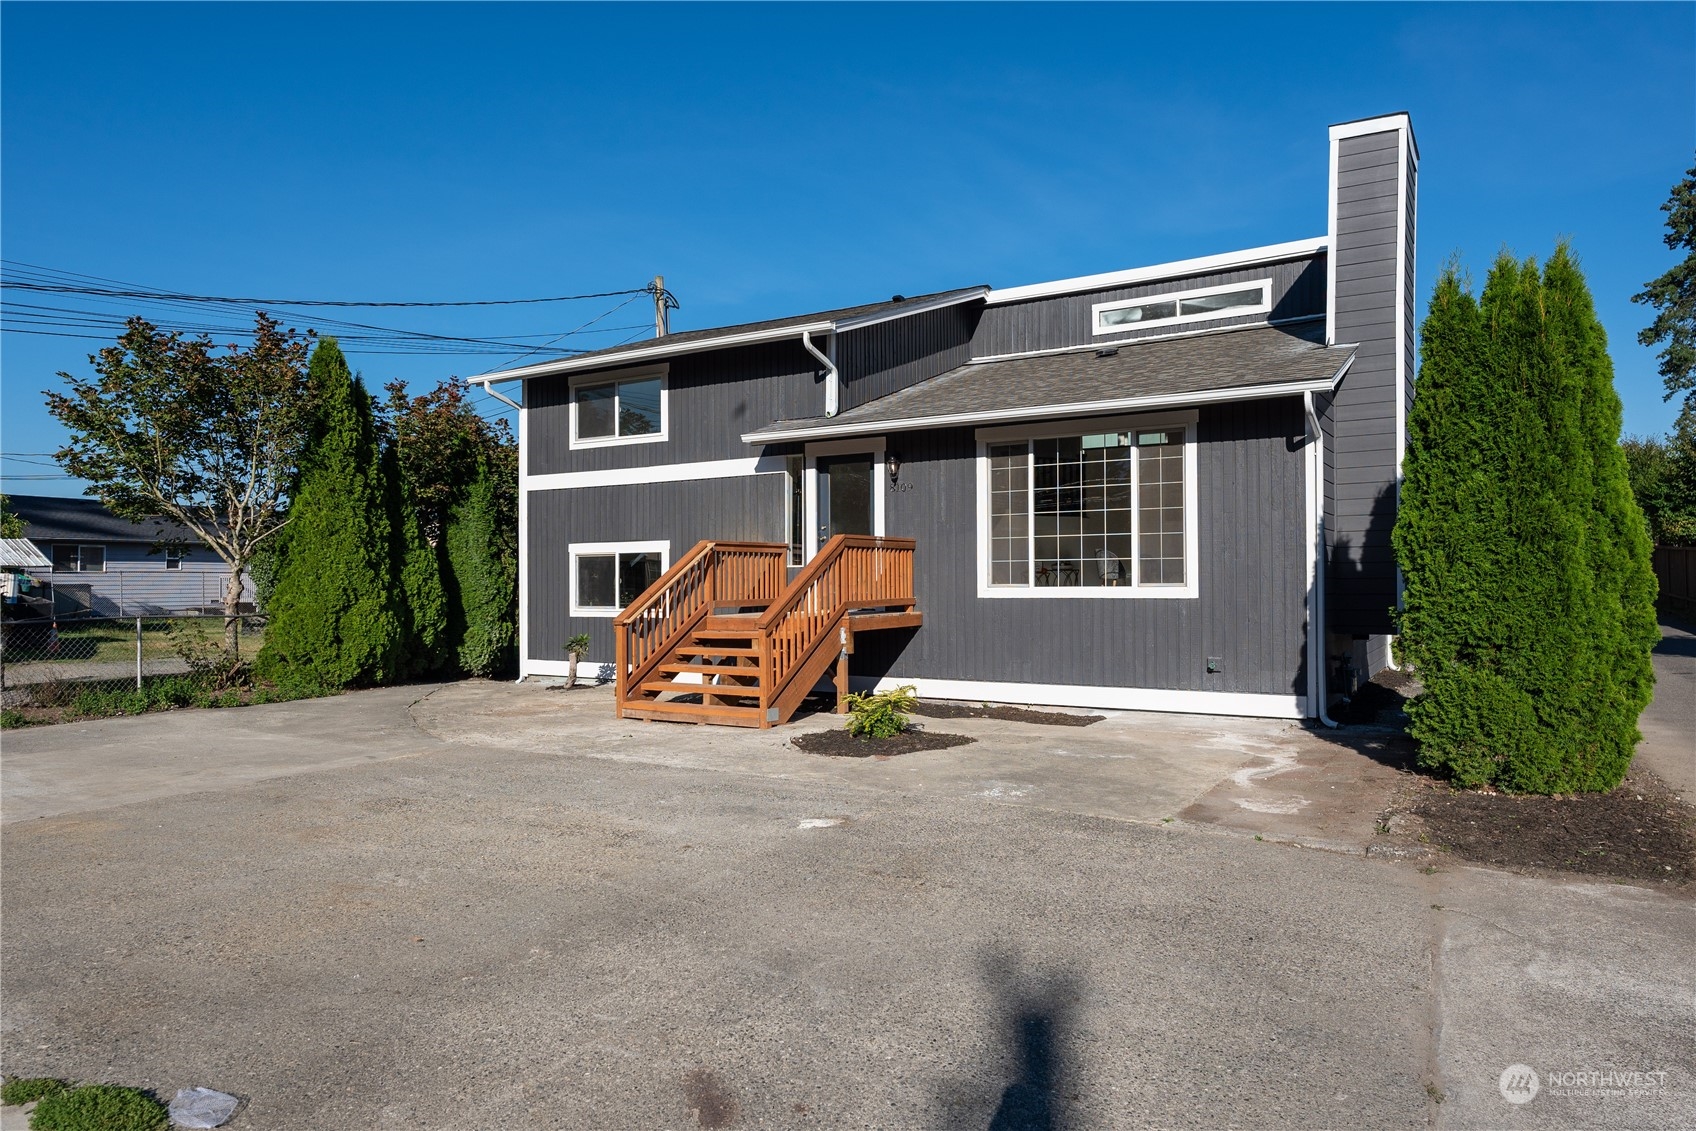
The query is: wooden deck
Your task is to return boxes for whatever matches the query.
[612,536,920,728]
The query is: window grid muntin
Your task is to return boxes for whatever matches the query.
[986,425,1188,591]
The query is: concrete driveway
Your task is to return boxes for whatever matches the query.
[1,678,1691,1129]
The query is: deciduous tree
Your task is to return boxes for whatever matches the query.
[46,314,314,653]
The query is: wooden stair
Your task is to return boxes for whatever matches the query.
[613,537,920,728]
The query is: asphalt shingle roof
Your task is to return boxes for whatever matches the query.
[8,494,199,545]
[745,321,1354,439]
[519,287,988,371]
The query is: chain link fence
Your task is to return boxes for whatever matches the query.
[0,614,266,709]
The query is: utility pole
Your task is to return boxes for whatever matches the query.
[652,275,669,338]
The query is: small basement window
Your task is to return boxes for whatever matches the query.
[571,366,667,447]
[569,541,670,617]
[1092,280,1271,335]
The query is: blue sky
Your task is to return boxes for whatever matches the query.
[3,2,1692,498]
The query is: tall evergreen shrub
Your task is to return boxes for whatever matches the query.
[258,340,401,688]
[385,443,448,678]
[1394,249,1658,793]
[442,463,517,676]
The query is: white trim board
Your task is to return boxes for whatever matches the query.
[740,372,1348,445]
[986,237,1327,306]
[528,454,789,493]
[852,674,1306,720]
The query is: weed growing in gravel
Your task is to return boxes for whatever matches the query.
[27,1083,166,1131]
[1,1077,68,1105]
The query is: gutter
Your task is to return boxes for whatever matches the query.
[1304,390,1339,728]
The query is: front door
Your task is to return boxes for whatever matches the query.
[816,453,874,545]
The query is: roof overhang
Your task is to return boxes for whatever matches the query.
[741,356,1354,445]
[0,538,53,570]
[465,286,990,387]
[985,237,1329,306]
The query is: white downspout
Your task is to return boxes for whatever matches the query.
[1304,391,1339,728]
[802,330,839,417]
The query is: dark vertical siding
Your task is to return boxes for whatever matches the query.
[849,399,1310,696]
[526,475,788,662]
[972,255,1326,358]
[526,341,824,475]
[836,303,980,412]
[1328,127,1411,637]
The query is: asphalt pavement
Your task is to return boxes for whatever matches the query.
[0,676,1690,1129]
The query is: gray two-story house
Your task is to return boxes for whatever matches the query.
[471,114,1417,726]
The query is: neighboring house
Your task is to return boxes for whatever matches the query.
[6,494,256,617]
[470,113,1417,724]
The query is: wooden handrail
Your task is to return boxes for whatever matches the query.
[756,535,916,710]
[614,541,787,705]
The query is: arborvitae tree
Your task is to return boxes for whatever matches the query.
[1395,250,1659,793]
[258,340,401,688]
[442,462,517,676]
[384,443,448,678]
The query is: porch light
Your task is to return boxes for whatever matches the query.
[887,452,903,487]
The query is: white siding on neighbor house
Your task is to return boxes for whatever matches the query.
[40,541,256,615]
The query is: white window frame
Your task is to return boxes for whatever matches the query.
[1091,279,1272,337]
[568,540,670,617]
[974,411,1199,600]
[164,547,184,570]
[568,364,669,449]
[802,436,886,562]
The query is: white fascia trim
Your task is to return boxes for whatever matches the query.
[1329,112,1413,143]
[527,455,789,492]
[1326,130,1340,347]
[853,674,1306,720]
[1393,123,1412,614]
[832,288,990,330]
[517,386,530,681]
[468,321,835,385]
[740,372,1347,445]
[970,314,1327,365]
[986,237,1328,306]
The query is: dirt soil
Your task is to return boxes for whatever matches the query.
[910,700,1104,726]
[790,728,975,758]
[1384,768,1696,887]
[1332,667,1417,726]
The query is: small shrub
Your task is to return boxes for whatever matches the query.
[0,708,30,729]
[28,679,77,709]
[28,1083,166,1131]
[1,1077,68,1105]
[843,684,918,739]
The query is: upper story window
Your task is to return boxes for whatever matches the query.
[978,413,1197,599]
[51,543,106,573]
[570,365,668,448]
[1092,280,1271,336]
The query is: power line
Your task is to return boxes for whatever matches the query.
[0,260,652,308]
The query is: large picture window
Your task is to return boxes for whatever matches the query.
[569,541,669,616]
[570,366,667,447]
[980,415,1196,598]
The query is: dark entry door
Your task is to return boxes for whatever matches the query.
[816,453,874,544]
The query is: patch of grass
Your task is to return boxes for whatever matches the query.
[1,1077,68,1105]
[28,1083,166,1131]
[0,707,32,729]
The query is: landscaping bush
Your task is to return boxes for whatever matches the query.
[1,1077,68,1106]
[27,1083,166,1131]
[259,340,403,688]
[843,684,918,739]
[1395,248,1659,794]
[443,464,517,677]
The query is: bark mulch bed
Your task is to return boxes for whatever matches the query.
[1393,769,1696,887]
[790,728,976,758]
[909,701,1104,726]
